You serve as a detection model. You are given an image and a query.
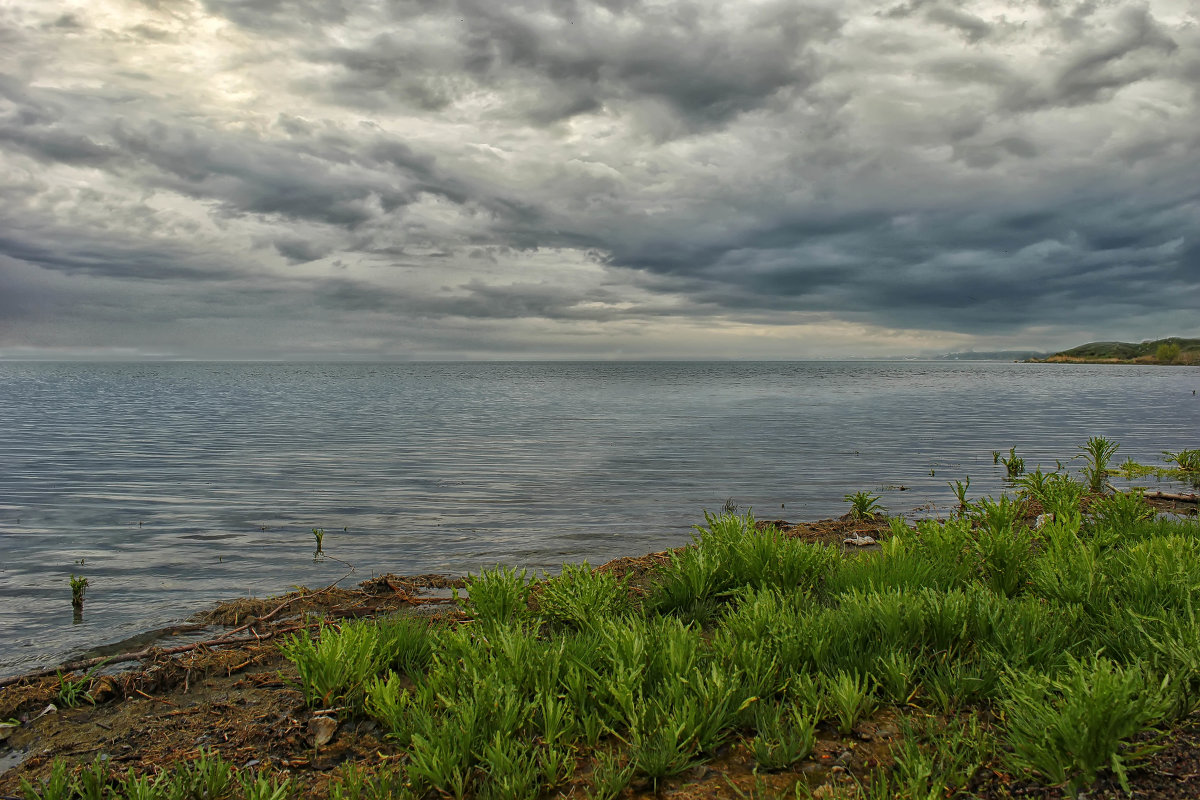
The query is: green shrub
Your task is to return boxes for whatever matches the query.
[1156,342,1180,363]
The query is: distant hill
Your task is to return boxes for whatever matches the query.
[937,350,1048,361]
[1032,337,1200,365]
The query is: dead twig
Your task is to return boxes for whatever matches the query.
[1142,490,1199,503]
[209,562,355,643]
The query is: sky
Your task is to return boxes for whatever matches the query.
[1,0,1198,360]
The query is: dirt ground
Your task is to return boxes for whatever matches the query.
[3,512,1200,799]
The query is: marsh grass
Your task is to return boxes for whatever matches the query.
[1080,436,1119,494]
[1001,656,1171,794]
[948,476,970,509]
[1163,448,1200,472]
[586,749,635,800]
[844,490,883,520]
[536,562,632,630]
[1000,446,1025,478]
[649,511,837,615]
[826,671,876,735]
[460,565,534,627]
[69,574,88,609]
[55,668,97,708]
[750,702,817,770]
[280,620,387,710]
[24,437,1200,800]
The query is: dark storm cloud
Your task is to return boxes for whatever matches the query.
[199,0,352,32]
[306,0,841,128]
[1,0,1199,357]
[315,276,653,322]
[273,237,331,264]
[0,222,243,282]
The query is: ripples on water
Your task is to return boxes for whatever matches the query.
[1,360,1197,676]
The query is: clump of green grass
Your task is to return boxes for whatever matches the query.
[1037,473,1088,519]
[948,476,970,510]
[1001,656,1171,794]
[536,562,632,631]
[844,490,883,520]
[460,565,534,627]
[886,714,994,799]
[1079,436,1119,494]
[587,749,635,800]
[55,664,104,708]
[69,574,88,609]
[1000,446,1025,478]
[649,512,837,617]
[825,670,876,735]
[1163,448,1200,472]
[279,620,386,709]
[750,702,817,770]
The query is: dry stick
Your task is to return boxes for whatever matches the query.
[0,623,313,690]
[209,561,356,643]
[1142,490,1200,503]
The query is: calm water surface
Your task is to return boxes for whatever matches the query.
[1,361,1198,677]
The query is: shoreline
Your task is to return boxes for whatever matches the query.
[3,489,1200,800]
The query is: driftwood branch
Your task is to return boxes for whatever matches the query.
[209,563,353,642]
[1142,490,1200,503]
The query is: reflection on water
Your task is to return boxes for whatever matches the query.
[1,360,1197,677]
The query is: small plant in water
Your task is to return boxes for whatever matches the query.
[1163,449,1200,473]
[69,574,88,609]
[1000,447,1025,478]
[844,491,883,520]
[948,476,971,509]
[1079,436,1119,494]
[311,528,325,553]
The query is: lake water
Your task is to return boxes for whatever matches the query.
[1,360,1198,677]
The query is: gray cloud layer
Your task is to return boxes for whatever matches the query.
[1,0,1198,358]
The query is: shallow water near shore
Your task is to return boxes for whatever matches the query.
[1,360,1197,677]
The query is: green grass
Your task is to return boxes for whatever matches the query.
[844,490,883,520]
[999,446,1025,478]
[69,574,88,609]
[1079,435,1120,494]
[24,438,1200,800]
[1163,448,1200,472]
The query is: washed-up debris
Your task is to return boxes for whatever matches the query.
[308,715,338,747]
